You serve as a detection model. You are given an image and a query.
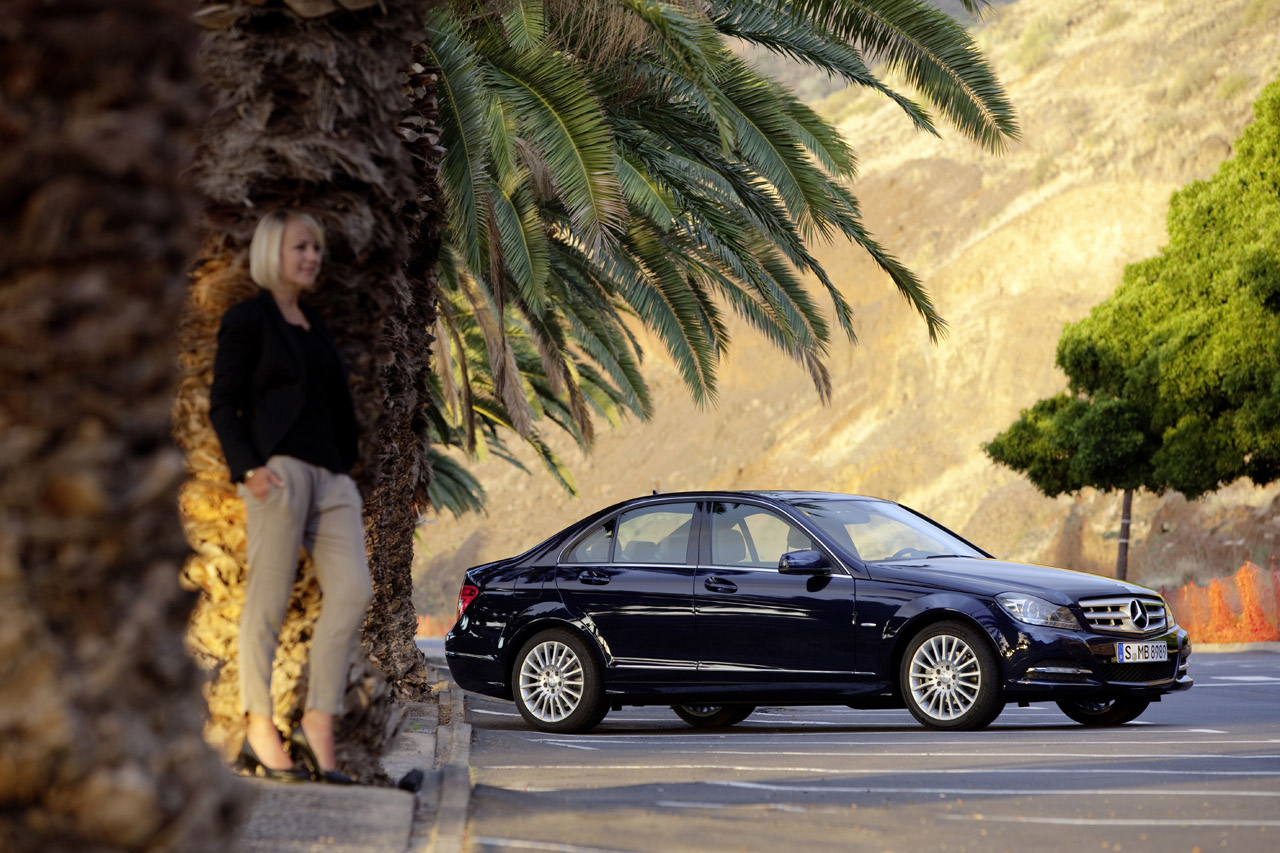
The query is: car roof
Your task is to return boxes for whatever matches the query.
[612,490,892,505]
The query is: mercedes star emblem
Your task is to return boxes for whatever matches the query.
[1128,598,1149,630]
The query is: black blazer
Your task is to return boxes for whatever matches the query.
[209,289,359,483]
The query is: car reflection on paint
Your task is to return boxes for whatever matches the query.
[444,491,1192,733]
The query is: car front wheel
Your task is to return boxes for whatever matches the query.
[513,629,608,734]
[1056,696,1150,726]
[900,621,1002,731]
[672,705,755,728]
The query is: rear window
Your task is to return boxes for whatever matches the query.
[563,519,615,563]
[616,502,696,564]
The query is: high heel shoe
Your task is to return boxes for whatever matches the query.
[290,726,354,785]
[237,739,310,783]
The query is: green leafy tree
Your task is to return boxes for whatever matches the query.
[1057,73,1280,498]
[985,394,1158,579]
[987,72,1280,579]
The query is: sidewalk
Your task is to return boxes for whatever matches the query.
[230,656,471,853]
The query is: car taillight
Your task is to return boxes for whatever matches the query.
[456,583,479,622]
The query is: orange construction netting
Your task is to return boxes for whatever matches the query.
[416,613,453,638]
[1162,561,1280,644]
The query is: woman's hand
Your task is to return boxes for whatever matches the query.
[245,466,285,500]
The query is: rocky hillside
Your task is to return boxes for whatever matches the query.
[413,0,1280,619]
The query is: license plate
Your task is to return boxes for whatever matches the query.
[1116,641,1168,663]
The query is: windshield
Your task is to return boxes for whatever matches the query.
[786,498,986,563]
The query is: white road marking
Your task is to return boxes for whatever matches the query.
[471,708,521,716]
[472,838,630,853]
[483,764,1280,777]
[654,801,807,812]
[1211,675,1280,682]
[510,744,1280,760]
[1181,728,1228,733]
[710,781,1280,798]
[658,750,1280,760]
[529,736,1280,747]
[944,815,1280,827]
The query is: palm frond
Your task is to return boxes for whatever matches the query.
[424,447,488,518]
[710,0,937,136]
[501,0,547,52]
[484,37,625,257]
[779,0,1019,151]
[489,177,551,313]
[613,0,739,151]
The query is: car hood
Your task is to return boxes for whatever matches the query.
[866,556,1157,605]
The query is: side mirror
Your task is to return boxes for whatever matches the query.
[778,549,831,575]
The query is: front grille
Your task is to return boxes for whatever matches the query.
[1079,595,1169,635]
[1096,659,1178,684]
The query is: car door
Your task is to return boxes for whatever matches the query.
[694,500,857,686]
[555,501,698,683]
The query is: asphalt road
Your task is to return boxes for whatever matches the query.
[442,650,1280,853]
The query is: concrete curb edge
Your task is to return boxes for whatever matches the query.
[426,679,472,853]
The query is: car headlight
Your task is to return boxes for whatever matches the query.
[996,593,1081,629]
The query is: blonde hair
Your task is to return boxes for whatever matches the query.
[248,210,325,291]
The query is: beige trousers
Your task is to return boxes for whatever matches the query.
[238,455,372,717]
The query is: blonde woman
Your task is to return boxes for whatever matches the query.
[209,210,369,784]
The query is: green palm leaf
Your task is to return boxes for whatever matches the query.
[501,0,547,52]
[484,38,625,257]
[425,11,494,277]
[489,177,551,313]
[614,0,739,151]
[710,0,936,136]
[778,0,1019,151]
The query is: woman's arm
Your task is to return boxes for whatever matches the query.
[209,302,264,483]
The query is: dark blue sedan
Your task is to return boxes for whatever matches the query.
[444,491,1192,733]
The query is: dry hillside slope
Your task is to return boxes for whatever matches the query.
[414,0,1280,619]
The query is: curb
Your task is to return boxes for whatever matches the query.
[422,668,472,853]
[1193,641,1280,653]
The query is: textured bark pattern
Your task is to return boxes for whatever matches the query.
[0,1,243,850]
[175,0,440,780]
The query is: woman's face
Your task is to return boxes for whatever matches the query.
[279,219,322,291]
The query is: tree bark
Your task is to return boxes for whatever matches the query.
[175,1,440,780]
[0,1,243,849]
[1116,487,1133,581]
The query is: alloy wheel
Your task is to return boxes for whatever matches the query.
[518,639,585,723]
[908,633,983,721]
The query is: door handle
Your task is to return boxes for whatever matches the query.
[577,570,610,585]
[704,577,737,593]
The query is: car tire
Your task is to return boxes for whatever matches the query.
[1056,696,1151,726]
[671,705,755,728]
[512,629,608,734]
[900,621,1002,731]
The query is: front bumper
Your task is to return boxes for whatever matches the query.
[1000,621,1193,700]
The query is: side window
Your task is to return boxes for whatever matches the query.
[710,502,814,568]
[616,502,696,564]
[563,519,615,563]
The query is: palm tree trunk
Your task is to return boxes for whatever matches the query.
[176,0,439,779]
[1116,488,1133,581]
[0,1,242,849]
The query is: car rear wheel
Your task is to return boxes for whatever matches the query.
[513,629,608,734]
[900,621,1002,731]
[1056,696,1150,726]
[671,705,755,728]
